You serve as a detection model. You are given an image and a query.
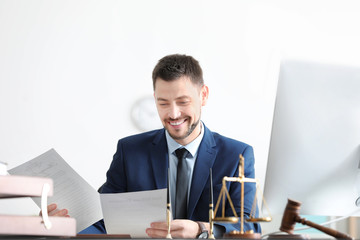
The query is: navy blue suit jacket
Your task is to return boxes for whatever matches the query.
[84,124,261,234]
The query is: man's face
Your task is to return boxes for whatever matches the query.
[154,76,209,145]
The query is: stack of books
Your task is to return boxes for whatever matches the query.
[0,174,76,237]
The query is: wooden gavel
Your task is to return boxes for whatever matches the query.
[280,199,353,240]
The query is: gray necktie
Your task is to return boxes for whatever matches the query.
[175,148,189,219]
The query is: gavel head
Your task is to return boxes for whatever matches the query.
[280,199,302,234]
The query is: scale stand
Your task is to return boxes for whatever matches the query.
[212,154,271,239]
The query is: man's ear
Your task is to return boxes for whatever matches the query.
[201,85,209,106]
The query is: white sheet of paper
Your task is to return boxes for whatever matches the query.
[8,149,103,232]
[101,188,167,238]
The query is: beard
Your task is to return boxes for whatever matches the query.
[166,117,201,141]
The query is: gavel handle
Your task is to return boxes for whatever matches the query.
[296,216,353,240]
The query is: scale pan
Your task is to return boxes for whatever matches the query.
[246,217,272,222]
[213,217,239,223]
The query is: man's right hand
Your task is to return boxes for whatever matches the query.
[39,203,70,217]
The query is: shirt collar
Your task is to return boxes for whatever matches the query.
[165,121,204,158]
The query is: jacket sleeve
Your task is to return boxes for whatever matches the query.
[101,139,128,193]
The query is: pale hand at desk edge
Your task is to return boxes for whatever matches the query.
[146,219,210,238]
[40,203,70,218]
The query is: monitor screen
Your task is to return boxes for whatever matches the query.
[264,60,360,217]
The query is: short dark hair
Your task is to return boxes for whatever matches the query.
[152,54,204,90]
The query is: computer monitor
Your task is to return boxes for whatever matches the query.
[263,59,360,217]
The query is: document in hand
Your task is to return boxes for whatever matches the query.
[100,188,167,238]
[8,149,103,232]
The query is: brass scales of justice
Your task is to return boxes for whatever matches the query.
[211,154,272,239]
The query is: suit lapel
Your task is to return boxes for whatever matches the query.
[150,129,169,189]
[188,126,217,218]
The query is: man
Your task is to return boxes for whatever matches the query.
[46,54,261,238]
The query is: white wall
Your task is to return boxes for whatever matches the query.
[1,0,360,225]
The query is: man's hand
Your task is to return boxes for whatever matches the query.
[146,219,209,238]
[39,203,70,217]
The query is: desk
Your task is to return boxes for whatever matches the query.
[0,235,130,240]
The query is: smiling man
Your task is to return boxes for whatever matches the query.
[46,54,261,238]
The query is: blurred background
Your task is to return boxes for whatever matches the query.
[1,0,359,235]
